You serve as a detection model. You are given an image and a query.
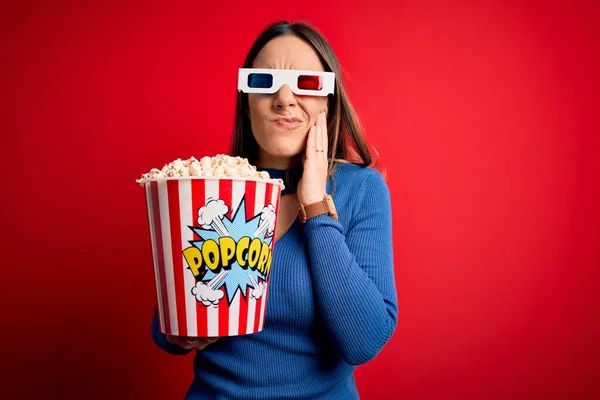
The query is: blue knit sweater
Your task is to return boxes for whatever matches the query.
[151,163,398,399]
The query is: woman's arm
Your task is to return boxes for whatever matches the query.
[303,169,398,365]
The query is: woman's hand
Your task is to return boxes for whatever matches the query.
[298,111,329,206]
[166,335,219,351]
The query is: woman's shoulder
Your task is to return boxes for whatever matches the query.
[331,163,391,223]
[332,162,389,198]
[333,162,387,187]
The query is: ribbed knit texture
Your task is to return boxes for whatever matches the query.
[151,163,398,399]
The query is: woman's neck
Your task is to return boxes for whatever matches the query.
[256,151,292,170]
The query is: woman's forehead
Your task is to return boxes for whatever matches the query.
[252,36,324,72]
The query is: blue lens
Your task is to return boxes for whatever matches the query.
[248,73,273,88]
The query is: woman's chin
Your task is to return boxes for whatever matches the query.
[266,146,304,159]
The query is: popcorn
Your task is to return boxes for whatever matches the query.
[136,155,283,186]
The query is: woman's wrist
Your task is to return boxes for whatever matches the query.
[299,194,338,223]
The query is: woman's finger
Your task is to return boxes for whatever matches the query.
[321,111,328,156]
[180,336,199,350]
[305,123,317,158]
[167,335,219,350]
[195,337,219,349]
[314,112,322,153]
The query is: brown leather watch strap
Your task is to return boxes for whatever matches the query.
[299,194,338,223]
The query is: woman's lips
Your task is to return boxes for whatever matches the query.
[273,119,302,129]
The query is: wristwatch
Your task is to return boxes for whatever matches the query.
[298,194,338,223]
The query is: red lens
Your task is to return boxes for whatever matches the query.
[297,75,323,91]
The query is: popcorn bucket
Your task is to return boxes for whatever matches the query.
[143,177,283,337]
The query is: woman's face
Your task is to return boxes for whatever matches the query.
[249,35,328,168]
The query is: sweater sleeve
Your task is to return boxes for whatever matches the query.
[150,308,193,356]
[303,169,398,365]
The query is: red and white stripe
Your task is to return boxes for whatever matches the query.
[206,179,222,337]
[235,180,254,336]
[144,178,281,337]
[145,183,166,332]
[227,180,246,336]
[258,184,280,332]
[190,178,208,336]
[179,180,197,336]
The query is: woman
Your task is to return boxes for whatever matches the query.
[151,20,398,399]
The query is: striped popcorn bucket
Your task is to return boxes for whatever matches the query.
[143,176,284,337]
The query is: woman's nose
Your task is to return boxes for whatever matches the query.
[273,84,297,109]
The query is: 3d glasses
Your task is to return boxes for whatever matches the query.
[238,68,335,96]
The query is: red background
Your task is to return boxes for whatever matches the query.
[3,0,599,399]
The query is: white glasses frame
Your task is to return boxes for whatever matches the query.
[237,68,336,96]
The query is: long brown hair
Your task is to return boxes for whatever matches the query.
[229,20,377,192]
